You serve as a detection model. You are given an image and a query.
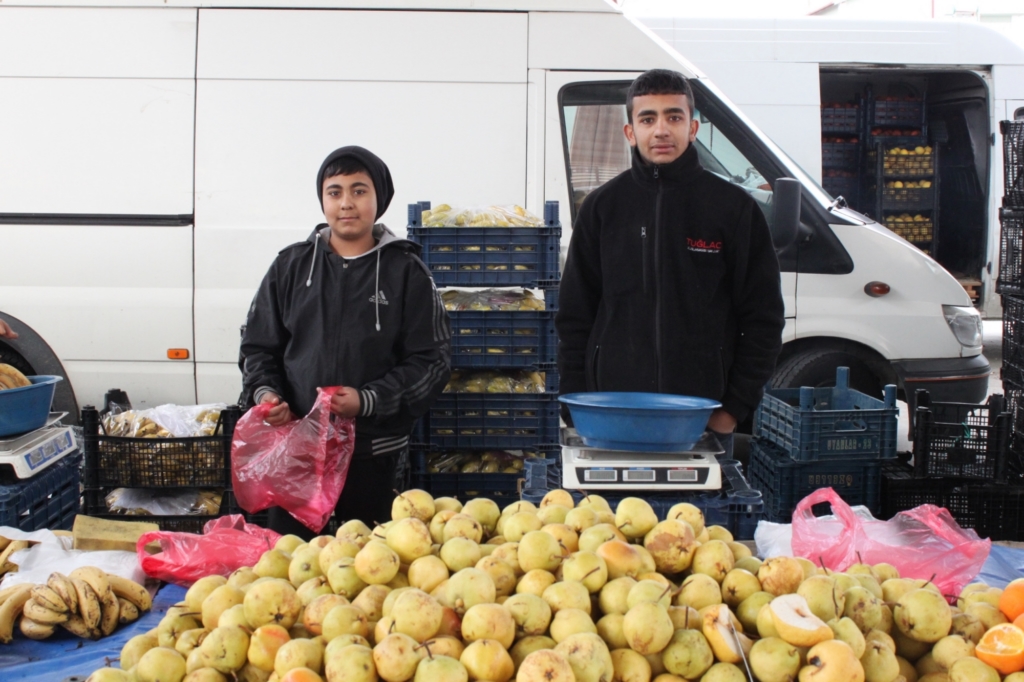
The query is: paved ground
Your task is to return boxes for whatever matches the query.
[894,319,1003,453]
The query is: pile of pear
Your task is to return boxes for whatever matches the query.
[82,489,1011,682]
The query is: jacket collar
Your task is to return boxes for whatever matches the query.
[308,223,422,257]
[629,143,705,187]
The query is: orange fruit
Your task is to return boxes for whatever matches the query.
[976,623,1024,675]
[1001,579,1024,620]
[1014,612,1024,631]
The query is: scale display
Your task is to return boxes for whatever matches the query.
[560,428,723,491]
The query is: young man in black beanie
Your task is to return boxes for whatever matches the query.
[240,146,451,536]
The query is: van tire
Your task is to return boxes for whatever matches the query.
[770,347,882,396]
[0,342,34,376]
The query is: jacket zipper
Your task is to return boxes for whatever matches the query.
[653,165,663,392]
[641,226,649,295]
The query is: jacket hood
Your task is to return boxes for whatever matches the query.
[307,223,421,256]
[317,145,395,219]
[630,142,705,186]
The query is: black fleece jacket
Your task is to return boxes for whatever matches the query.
[239,224,451,456]
[556,144,784,423]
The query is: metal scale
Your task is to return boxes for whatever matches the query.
[559,427,724,491]
[0,413,77,481]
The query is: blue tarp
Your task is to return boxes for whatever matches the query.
[1,584,186,682]
[3,545,1024,681]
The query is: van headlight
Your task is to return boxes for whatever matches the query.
[942,305,983,350]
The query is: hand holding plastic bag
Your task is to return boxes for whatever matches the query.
[136,515,280,586]
[790,488,991,595]
[231,387,355,532]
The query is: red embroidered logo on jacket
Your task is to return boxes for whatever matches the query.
[687,238,722,253]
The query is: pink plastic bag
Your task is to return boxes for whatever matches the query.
[791,488,991,596]
[231,387,356,533]
[137,515,281,586]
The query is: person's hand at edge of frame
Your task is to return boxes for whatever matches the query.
[330,387,361,419]
[259,393,295,426]
[0,320,18,339]
[707,408,737,434]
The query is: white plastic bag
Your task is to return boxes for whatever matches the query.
[0,526,147,590]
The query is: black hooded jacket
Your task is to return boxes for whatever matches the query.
[556,144,784,423]
[239,147,451,456]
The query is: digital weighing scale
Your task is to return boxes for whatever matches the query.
[0,413,77,480]
[560,428,724,491]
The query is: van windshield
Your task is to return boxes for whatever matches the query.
[560,80,780,226]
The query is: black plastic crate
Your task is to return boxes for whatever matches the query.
[967,483,1024,541]
[880,460,973,522]
[821,141,860,169]
[0,452,81,531]
[427,393,560,449]
[913,391,1013,482]
[754,367,897,461]
[1002,121,1024,208]
[869,97,926,129]
[881,186,935,210]
[821,104,862,135]
[747,439,882,521]
[407,202,561,287]
[82,406,240,489]
[449,311,556,367]
[82,487,244,534]
[520,459,763,540]
[821,175,859,203]
[997,210,1024,296]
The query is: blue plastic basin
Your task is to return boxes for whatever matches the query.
[559,392,721,452]
[0,375,62,437]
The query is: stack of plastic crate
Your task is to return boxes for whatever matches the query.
[405,201,562,503]
[80,405,244,532]
[820,99,863,210]
[748,367,898,522]
[879,389,1014,538]
[1000,121,1024,459]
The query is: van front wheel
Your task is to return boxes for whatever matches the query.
[770,347,884,397]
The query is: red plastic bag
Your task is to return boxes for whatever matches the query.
[137,515,281,586]
[231,387,356,533]
[791,488,991,596]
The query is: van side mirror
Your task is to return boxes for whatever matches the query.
[771,177,802,249]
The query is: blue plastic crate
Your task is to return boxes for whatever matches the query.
[0,452,81,531]
[519,459,763,540]
[427,393,560,449]
[754,367,897,460]
[747,439,882,522]
[407,202,561,286]
[449,311,556,367]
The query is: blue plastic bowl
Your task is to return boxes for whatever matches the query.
[0,375,63,437]
[559,392,721,452]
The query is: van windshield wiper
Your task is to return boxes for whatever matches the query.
[828,196,848,211]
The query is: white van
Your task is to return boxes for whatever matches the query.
[0,1,989,422]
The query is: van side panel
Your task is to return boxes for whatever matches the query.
[0,8,197,409]
[193,9,529,403]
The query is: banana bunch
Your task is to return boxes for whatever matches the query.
[0,364,30,391]
[422,204,544,227]
[0,567,152,643]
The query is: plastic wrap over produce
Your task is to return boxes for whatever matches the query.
[444,370,546,394]
[101,403,226,438]
[441,289,545,311]
[421,204,544,227]
[105,489,223,517]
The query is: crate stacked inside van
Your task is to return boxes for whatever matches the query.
[864,90,939,256]
[405,201,562,503]
[747,367,899,523]
[820,98,863,208]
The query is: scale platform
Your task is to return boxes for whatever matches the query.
[0,413,77,480]
[560,428,723,491]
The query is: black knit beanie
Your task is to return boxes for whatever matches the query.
[316,146,395,220]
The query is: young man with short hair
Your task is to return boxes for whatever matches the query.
[556,69,785,455]
[240,146,451,535]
